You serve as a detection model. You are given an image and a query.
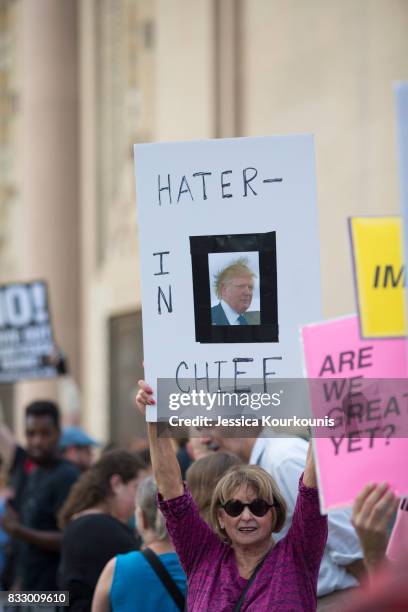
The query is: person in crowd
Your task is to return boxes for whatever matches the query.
[345,557,408,612]
[59,425,98,472]
[385,495,408,563]
[0,423,16,474]
[0,422,30,589]
[342,483,406,611]
[135,447,152,474]
[351,482,400,574]
[175,438,193,478]
[1,400,79,591]
[136,381,328,611]
[195,427,365,608]
[211,258,260,326]
[58,450,146,611]
[92,476,186,612]
[187,434,215,461]
[186,451,242,523]
[0,457,11,588]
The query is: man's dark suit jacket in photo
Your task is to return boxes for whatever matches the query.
[211,302,260,325]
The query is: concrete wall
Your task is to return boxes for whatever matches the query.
[80,0,408,442]
[242,0,408,317]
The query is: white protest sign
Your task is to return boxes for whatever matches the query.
[134,135,321,420]
[0,281,57,382]
[396,83,408,242]
[395,83,408,331]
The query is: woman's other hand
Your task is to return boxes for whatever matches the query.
[352,482,399,574]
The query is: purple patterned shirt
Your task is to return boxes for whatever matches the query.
[158,475,328,611]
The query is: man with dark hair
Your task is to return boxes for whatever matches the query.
[1,400,79,591]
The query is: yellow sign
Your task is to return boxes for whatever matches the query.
[349,216,406,337]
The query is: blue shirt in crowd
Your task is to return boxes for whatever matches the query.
[110,550,186,612]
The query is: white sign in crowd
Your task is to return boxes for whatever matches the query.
[134,135,322,420]
[395,83,408,324]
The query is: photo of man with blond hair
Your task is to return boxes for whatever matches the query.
[211,257,261,326]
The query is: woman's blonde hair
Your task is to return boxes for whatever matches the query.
[186,452,242,523]
[209,464,287,542]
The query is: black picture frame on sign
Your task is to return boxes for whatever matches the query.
[190,231,278,343]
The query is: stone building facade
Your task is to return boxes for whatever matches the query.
[1,0,407,444]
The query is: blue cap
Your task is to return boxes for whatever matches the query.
[59,426,99,449]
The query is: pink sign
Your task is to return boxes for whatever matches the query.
[301,315,408,511]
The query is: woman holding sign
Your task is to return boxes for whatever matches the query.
[136,381,327,612]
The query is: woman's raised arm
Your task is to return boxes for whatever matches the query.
[136,380,184,500]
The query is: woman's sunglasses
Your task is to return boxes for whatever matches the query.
[221,498,275,518]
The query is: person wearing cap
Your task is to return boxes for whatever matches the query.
[59,427,98,472]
